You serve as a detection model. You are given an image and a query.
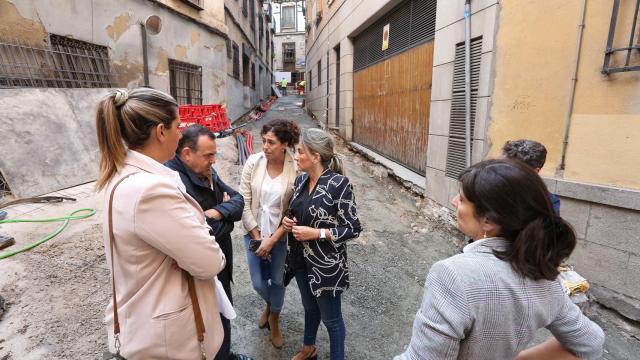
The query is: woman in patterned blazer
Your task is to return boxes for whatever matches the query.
[282,128,362,360]
[396,159,604,360]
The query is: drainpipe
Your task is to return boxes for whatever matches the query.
[558,0,587,173]
[141,23,149,86]
[464,0,472,168]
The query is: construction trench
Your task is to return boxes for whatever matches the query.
[0,96,639,359]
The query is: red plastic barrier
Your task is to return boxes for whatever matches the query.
[178,104,231,133]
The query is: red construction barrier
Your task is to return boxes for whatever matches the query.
[178,104,231,133]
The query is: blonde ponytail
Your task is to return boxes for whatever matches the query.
[95,88,178,190]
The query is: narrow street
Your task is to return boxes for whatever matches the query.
[2,96,638,359]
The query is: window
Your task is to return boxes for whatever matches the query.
[0,34,116,88]
[317,60,321,87]
[308,69,312,90]
[250,0,256,30]
[602,0,640,74]
[226,38,232,59]
[251,62,256,89]
[281,5,295,29]
[445,37,482,179]
[169,59,202,105]
[232,42,240,79]
[243,0,248,16]
[259,16,264,39]
[180,0,203,9]
[283,42,296,62]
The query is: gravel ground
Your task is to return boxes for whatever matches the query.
[0,96,638,360]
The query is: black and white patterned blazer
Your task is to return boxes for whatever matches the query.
[288,169,362,297]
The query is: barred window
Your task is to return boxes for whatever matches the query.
[250,0,256,30]
[0,34,116,88]
[232,42,240,79]
[243,0,248,16]
[226,38,232,59]
[251,62,256,89]
[169,59,202,105]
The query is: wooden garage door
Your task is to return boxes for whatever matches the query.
[353,41,433,173]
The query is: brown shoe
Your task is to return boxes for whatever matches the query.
[291,345,317,360]
[268,311,284,349]
[259,302,270,329]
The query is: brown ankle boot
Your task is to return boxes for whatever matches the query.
[291,345,317,360]
[268,311,284,349]
[259,302,270,329]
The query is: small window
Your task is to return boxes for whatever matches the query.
[232,42,240,79]
[281,5,295,29]
[226,38,232,59]
[283,42,296,62]
[251,62,256,89]
[243,0,248,17]
[180,0,203,9]
[169,59,202,105]
[317,60,321,87]
[250,0,256,30]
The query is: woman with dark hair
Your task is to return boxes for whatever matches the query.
[396,159,604,360]
[239,118,300,349]
[282,128,362,360]
[96,88,226,359]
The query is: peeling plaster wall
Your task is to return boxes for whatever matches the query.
[3,0,228,103]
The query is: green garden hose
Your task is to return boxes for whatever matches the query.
[0,208,96,260]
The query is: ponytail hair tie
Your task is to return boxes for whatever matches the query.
[114,89,129,107]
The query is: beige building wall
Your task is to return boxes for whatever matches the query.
[488,0,640,189]
[485,0,640,319]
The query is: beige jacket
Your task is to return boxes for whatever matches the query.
[239,151,296,234]
[102,150,226,360]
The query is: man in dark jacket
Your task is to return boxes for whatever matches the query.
[165,125,251,360]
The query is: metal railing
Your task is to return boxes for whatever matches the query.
[0,37,116,88]
[603,0,640,74]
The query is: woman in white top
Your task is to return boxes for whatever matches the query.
[239,119,300,349]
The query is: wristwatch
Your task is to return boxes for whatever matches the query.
[319,228,326,240]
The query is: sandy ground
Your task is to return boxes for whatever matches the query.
[1,96,639,360]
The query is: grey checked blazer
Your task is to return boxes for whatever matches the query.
[395,238,604,360]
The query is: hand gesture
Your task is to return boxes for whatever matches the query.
[282,216,297,232]
[292,226,320,242]
[255,236,275,258]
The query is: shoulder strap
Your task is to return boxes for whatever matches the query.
[108,172,206,359]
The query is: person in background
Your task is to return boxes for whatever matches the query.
[280,78,289,96]
[502,139,560,215]
[165,125,252,360]
[239,119,300,349]
[95,88,226,359]
[282,128,362,360]
[395,159,604,360]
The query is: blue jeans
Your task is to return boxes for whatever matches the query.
[295,271,346,360]
[243,234,287,312]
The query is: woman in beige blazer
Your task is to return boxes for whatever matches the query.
[239,119,299,349]
[96,88,226,359]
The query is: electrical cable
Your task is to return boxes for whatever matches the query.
[0,208,96,260]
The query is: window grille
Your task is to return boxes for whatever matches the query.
[232,42,240,79]
[243,0,248,16]
[259,16,264,39]
[226,38,232,59]
[281,5,296,29]
[317,60,321,88]
[602,0,640,74]
[353,0,436,72]
[169,59,202,105]
[283,42,296,62]
[445,37,482,180]
[0,35,116,88]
